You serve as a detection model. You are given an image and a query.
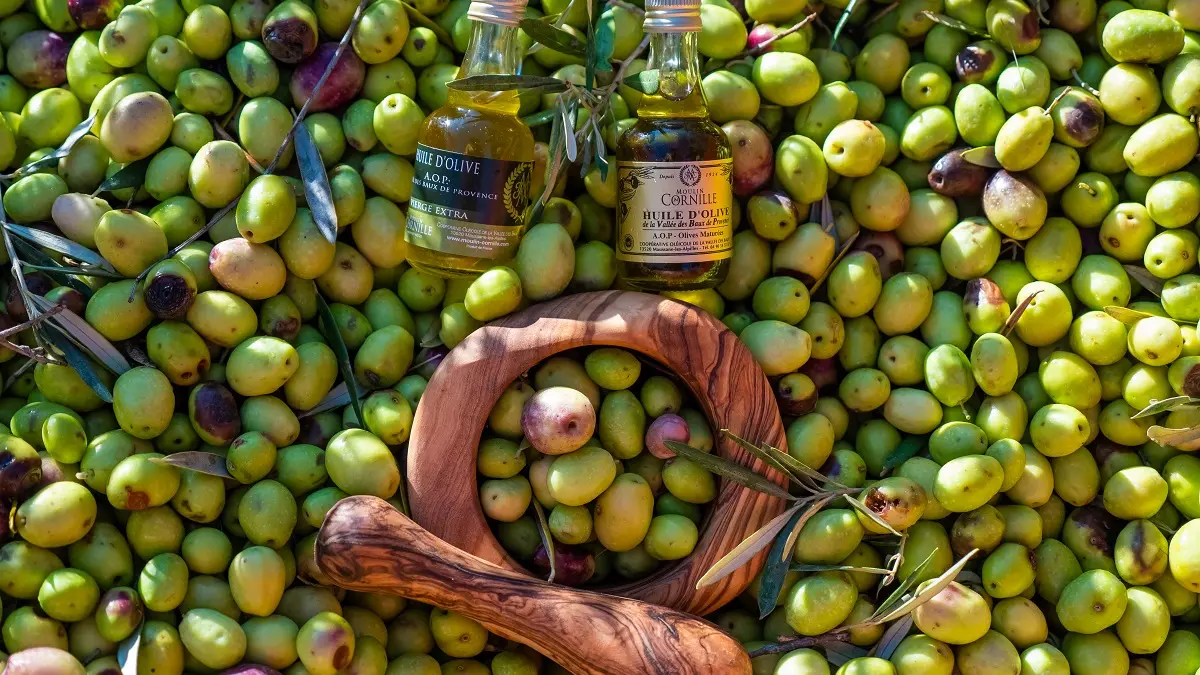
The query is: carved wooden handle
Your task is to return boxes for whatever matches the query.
[406,290,788,615]
[316,496,752,675]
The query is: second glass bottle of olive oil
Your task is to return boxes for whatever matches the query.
[615,0,734,291]
[405,0,536,278]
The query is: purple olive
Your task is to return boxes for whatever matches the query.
[0,435,42,499]
[746,23,777,53]
[646,413,691,459]
[414,345,447,380]
[222,667,284,675]
[68,0,124,29]
[187,382,242,446]
[799,358,837,391]
[7,271,53,321]
[7,31,69,89]
[290,42,366,112]
[532,544,595,586]
[928,148,990,197]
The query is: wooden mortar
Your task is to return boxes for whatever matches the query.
[406,290,788,615]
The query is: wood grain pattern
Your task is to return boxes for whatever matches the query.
[406,290,788,615]
[316,496,753,675]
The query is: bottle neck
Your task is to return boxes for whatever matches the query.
[637,31,709,119]
[452,20,523,112]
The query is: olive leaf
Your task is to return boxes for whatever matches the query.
[28,295,130,374]
[696,501,805,589]
[117,620,143,675]
[921,11,992,36]
[1124,265,1165,298]
[20,262,122,279]
[1104,305,1195,326]
[820,641,869,667]
[6,113,97,181]
[294,121,339,246]
[401,2,454,48]
[316,293,365,424]
[873,549,939,618]
[721,429,831,490]
[590,13,615,74]
[419,314,443,348]
[449,74,570,95]
[881,435,927,473]
[97,158,153,193]
[831,0,862,47]
[790,563,893,575]
[664,440,795,501]
[531,500,556,584]
[1148,425,1200,448]
[622,69,660,95]
[558,95,579,163]
[40,324,113,403]
[1133,396,1200,419]
[520,17,588,57]
[871,616,914,659]
[298,382,351,418]
[872,549,979,624]
[758,495,835,618]
[5,223,115,272]
[721,431,804,487]
[150,452,234,479]
[960,146,1002,168]
[12,237,97,297]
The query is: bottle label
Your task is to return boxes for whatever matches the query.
[405,144,534,260]
[615,159,734,264]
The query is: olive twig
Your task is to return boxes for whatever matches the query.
[1070,69,1101,96]
[737,12,820,60]
[0,303,63,340]
[211,121,267,175]
[865,1,900,27]
[220,92,245,130]
[747,633,852,658]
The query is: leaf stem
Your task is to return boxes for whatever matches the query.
[212,120,267,174]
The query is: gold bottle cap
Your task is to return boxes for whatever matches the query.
[467,0,529,26]
[644,0,702,32]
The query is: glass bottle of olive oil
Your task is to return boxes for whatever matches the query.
[615,0,733,291]
[405,0,536,278]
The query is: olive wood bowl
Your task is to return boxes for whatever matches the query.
[404,290,788,615]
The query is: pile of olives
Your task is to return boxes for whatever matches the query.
[480,348,716,586]
[3,0,1200,669]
